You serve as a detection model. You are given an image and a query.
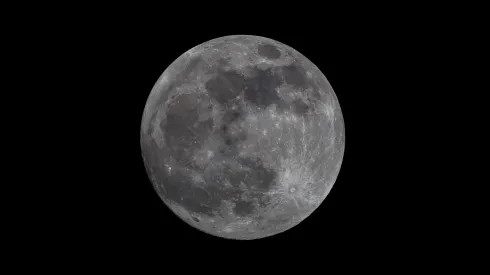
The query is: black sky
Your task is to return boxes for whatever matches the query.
[50,20,435,261]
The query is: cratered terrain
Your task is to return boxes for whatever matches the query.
[140,35,345,240]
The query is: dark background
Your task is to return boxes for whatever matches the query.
[85,30,413,244]
[7,5,474,267]
[43,19,439,261]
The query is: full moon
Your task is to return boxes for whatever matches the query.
[140,35,345,239]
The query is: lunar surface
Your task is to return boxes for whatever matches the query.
[140,35,345,239]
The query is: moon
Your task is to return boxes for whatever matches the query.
[140,35,345,239]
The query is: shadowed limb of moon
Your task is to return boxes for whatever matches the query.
[141,35,345,240]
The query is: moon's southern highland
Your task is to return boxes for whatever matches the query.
[140,35,345,240]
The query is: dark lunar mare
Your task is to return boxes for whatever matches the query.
[221,107,243,126]
[163,93,214,167]
[243,67,282,108]
[280,64,310,88]
[206,61,320,117]
[147,78,281,219]
[148,150,278,218]
[205,68,245,105]
[292,98,310,116]
[257,43,281,60]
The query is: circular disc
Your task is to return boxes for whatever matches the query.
[140,35,345,240]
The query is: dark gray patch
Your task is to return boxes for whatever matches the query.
[205,77,233,104]
[217,57,230,67]
[221,107,244,125]
[280,64,308,88]
[167,93,200,114]
[292,99,310,115]
[218,124,246,145]
[217,140,240,158]
[163,112,196,151]
[224,137,232,146]
[215,107,247,158]
[257,43,281,59]
[236,157,277,191]
[243,68,282,108]
[233,200,255,217]
[192,216,200,222]
[194,118,214,137]
[220,123,229,134]
[275,99,292,113]
[154,168,188,203]
[222,70,246,90]
[205,70,245,104]
[163,96,214,166]
[180,183,223,217]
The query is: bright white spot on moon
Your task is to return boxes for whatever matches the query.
[223,227,233,233]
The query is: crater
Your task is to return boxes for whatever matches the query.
[257,43,281,59]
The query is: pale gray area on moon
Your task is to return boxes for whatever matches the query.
[140,35,345,239]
